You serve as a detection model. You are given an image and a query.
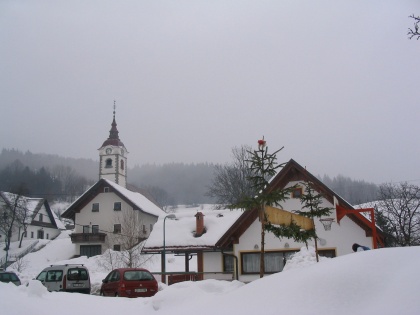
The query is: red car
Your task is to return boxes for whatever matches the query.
[100,268,158,298]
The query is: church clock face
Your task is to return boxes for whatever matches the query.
[106,148,112,154]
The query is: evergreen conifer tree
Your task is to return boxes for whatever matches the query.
[266,180,333,261]
[230,138,293,278]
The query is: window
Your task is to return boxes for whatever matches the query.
[113,244,121,251]
[80,245,102,257]
[31,231,34,238]
[37,230,44,239]
[46,270,63,282]
[223,255,234,272]
[92,225,99,234]
[150,224,153,232]
[114,224,121,234]
[120,160,124,170]
[83,225,90,233]
[104,187,109,193]
[92,203,99,212]
[46,233,49,239]
[109,270,120,282]
[105,158,113,168]
[113,202,121,211]
[142,225,147,234]
[39,213,43,222]
[241,250,298,274]
[318,249,336,258]
[242,253,259,274]
[292,187,303,198]
[36,271,46,282]
[67,268,89,281]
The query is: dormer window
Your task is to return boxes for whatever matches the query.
[39,213,43,222]
[105,158,113,168]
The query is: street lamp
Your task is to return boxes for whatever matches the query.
[162,214,176,283]
[3,211,9,269]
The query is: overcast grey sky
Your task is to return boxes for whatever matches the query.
[1,0,419,185]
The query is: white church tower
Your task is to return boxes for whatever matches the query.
[98,103,128,188]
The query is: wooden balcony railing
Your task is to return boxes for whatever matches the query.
[69,233,107,243]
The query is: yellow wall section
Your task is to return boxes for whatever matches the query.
[265,206,314,230]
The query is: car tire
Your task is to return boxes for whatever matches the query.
[115,293,119,297]
[100,291,104,296]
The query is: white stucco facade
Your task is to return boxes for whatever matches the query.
[0,193,62,244]
[23,203,62,241]
[99,145,127,188]
[72,188,163,255]
[231,180,374,282]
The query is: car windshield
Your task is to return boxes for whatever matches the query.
[36,271,46,281]
[123,271,154,281]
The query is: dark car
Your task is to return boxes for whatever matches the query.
[0,271,21,286]
[100,268,158,298]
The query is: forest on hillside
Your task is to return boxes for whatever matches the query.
[0,149,379,206]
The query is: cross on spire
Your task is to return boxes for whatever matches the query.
[113,100,116,119]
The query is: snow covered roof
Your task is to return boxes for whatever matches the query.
[0,192,64,229]
[1,193,42,225]
[143,208,244,251]
[104,179,166,217]
[62,179,166,219]
[51,210,66,230]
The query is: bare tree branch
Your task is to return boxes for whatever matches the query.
[408,14,420,40]
[206,145,256,208]
[377,182,420,246]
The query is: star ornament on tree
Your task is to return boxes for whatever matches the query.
[258,138,266,150]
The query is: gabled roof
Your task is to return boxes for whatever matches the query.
[142,209,244,252]
[216,159,382,246]
[0,192,64,229]
[61,178,166,220]
[267,159,377,234]
[143,159,382,253]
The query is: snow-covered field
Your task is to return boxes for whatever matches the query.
[1,228,420,315]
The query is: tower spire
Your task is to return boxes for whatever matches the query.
[113,100,116,120]
[100,101,124,147]
[99,101,128,188]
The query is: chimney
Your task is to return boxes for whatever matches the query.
[195,212,205,237]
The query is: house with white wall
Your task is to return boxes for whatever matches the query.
[61,106,166,257]
[0,191,64,243]
[61,178,166,257]
[143,159,383,283]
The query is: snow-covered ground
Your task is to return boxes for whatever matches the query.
[1,205,420,315]
[2,233,419,315]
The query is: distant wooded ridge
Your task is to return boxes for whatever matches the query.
[0,148,379,206]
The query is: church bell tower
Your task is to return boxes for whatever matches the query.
[98,102,128,188]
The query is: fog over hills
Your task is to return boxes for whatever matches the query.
[0,148,379,206]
